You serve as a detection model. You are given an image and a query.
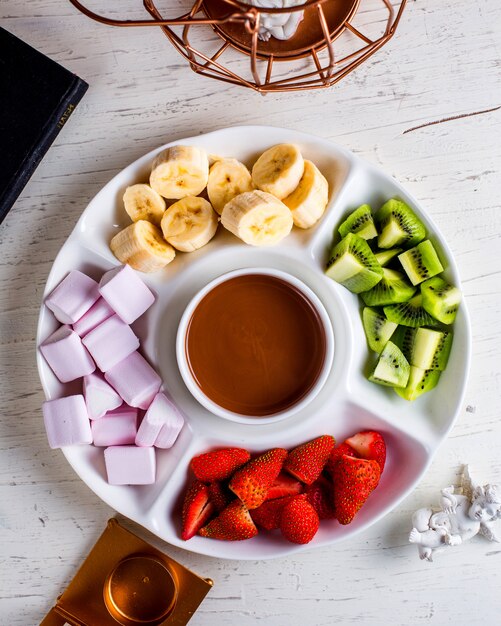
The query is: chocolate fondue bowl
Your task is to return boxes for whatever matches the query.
[176,268,334,424]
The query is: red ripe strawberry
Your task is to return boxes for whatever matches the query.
[280,497,320,544]
[229,448,288,509]
[199,500,258,541]
[332,456,381,525]
[251,494,307,530]
[345,431,386,471]
[190,447,250,483]
[325,442,358,475]
[305,475,336,520]
[181,480,215,540]
[284,435,335,485]
[265,472,303,501]
[208,482,233,512]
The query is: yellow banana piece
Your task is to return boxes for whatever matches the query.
[282,160,329,229]
[110,220,176,273]
[161,196,218,252]
[207,158,254,215]
[251,144,304,199]
[150,145,209,199]
[123,183,166,226]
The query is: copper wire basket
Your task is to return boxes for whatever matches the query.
[68,0,407,92]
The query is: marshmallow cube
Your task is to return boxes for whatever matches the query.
[40,326,95,383]
[91,406,138,446]
[99,264,155,324]
[105,351,162,410]
[136,393,184,449]
[104,446,156,485]
[83,372,123,419]
[73,297,115,337]
[82,315,139,372]
[44,270,100,324]
[42,395,92,448]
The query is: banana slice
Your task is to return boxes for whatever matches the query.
[161,196,218,252]
[110,220,175,273]
[282,160,329,229]
[207,158,254,215]
[123,183,166,226]
[251,144,304,199]
[150,145,209,199]
[221,190,293,247]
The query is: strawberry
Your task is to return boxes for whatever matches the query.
[332,456,381,525]
[325,442,358,475]
[345,431,386,471]
[229,448,288,509]
[280,497,319,544]
[199,500,258,541]
[265,472,303,501]
[181,480,215,540]
[251,494,307,530]
[208,481,233,512]
[305,475,336,520]
[190,447,250,483]
[284,435,335,485]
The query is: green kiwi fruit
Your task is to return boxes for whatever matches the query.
[394,366,441,401]
[374,248,403,267]
[398,240,444,286]
[362,307,398,353]
[395,327,452,371]
[376,199,426,249]
[325,233,383,294]
[338,204,378,240]
[360,268,416,306]
[369,341,410,388]
[421,276,461,324]
[384,294,437,327]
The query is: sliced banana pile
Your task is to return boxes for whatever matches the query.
[109,142,330,272]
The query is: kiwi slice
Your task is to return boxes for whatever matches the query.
[395,366,441,401]
[369,341,410,388]
[384,294,436,327]
[398,240,444,286]
[325,233,383,294]
[374,248,403,267]
[376,199,426,249]
[361,268,416,307]
[395,327,452,371]
[421,276,461,324]
[338,204,378,240]
[362,307,398,353]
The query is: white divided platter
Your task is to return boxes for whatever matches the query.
[36,126,471,560]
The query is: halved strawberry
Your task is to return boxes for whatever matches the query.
[199,500,258,541]
[325,442,358,475]
[332,456,381,525]
[251,494,306,530]
[229,448,288,509]
[181,480,215,540]
[190,447,250,483]
[284,435,335,485]
[345,431,386,470]
[280,497,319,544]
[208,481,233,512]
[305,475,336,520]
[265,472,303,501]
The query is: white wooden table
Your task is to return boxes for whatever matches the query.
[1,1,501,624]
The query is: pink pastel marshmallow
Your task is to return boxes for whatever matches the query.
[83,372,122,419]
[135,393,184,449]
[82,315,139,372]
[91,406,138,446]
[104,446,156,485]
[40,326,95,383]
[105,351,162,409]
[42,395,92,448]
[44,270,100,324]
[72,297,114,337]
[99,264,155,324]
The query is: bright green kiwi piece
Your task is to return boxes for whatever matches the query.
[369,341,410,388]
[398,240,444,286]
[376,199,426,249]
[395,327,452,371]
[374,248,403,267]
[338,204,378,240]
[394,366,441,401]
[325,233,383,294]
[384,294,437,327]
[360,268,416,307]
[362,307,398,353]
[421,276,461,324]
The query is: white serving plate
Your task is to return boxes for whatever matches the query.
[36,126,471,560]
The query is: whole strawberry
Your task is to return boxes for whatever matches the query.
[199,500,258,541]
[181,480,215,540]
[190,447,250,482]
[325,442,358,475]
[229,448,288,509]
[280,497,319,544]
[332,456,381,525]
[284,435,335,485]
[251,494,307,531]
[305,475,336,520]
[345,431,386,471]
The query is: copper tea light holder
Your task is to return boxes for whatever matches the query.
[68,0,406,93]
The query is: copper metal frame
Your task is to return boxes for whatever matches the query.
[68,0,407,93]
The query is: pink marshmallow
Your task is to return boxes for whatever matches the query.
[91,406,138,446]
[104,446,156,485]
[135,393,184,449]
[72,297,114,337]
[99,265,155,324]
[82,315,139,372]
[42,395,92,448]
[44,270,100,324]
[40,326,95,383]
[83,372,122,419]
[105,351,162,409]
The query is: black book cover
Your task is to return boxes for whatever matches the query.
[0,27,89,224]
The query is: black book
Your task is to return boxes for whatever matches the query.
[0,27,89,224]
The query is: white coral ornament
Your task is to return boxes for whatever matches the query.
[251,0,307,41]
